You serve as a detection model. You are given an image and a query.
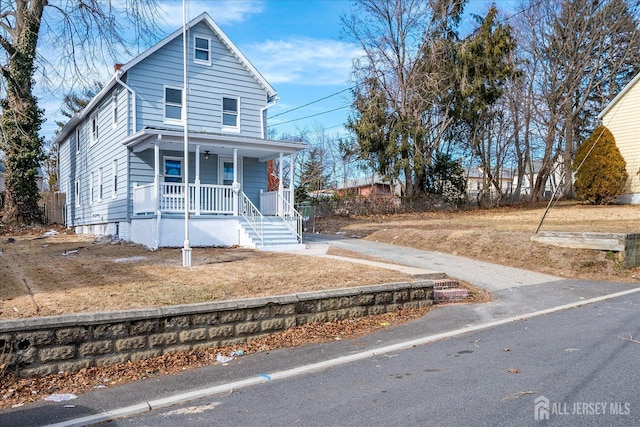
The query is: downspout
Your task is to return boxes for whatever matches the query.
[259,95,278,139]
[114,69,137,135]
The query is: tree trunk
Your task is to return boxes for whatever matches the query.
[0,0,46,224]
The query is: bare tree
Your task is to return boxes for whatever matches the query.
[0,0,160,224]
[343,0,465,202]
[516,0,640,200]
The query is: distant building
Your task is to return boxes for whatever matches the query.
[336,175,399,199]
[465,167,512,200]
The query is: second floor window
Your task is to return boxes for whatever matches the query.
[222,96,239,131]
[91,113,98,145]
[165,87,183,122]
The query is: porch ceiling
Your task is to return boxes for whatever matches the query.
[122,127,307,161]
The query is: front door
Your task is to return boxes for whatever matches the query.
[218,156,243,187]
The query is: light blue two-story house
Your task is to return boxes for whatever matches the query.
[55,12,307,250]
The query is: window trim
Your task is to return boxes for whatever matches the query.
[90,113,99,146]
[221,96,240,133]
[75,127,81,153]
[112,159,118,199]
[194,36,211,65]
[163,156,184,183]
[164,85,184,125]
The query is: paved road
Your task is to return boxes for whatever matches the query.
[1,236,639,426]
[105,291,640,427]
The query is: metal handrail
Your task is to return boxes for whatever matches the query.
[240,192,264,247]
[276,192,303,243]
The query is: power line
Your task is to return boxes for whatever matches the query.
[270,105,351,127]
[269,87,353,119]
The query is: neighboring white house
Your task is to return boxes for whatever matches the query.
[53,12,307,250]
[511,158,564,199]
[464,167,512,200]
[598,72,640,204]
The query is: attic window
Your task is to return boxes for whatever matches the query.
[194,36,210,64]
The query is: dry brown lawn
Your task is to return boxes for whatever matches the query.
[315,201,640,283]
[0,227,411,320]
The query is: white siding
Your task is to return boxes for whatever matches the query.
[601,77,640,195]
[127,21,268,137]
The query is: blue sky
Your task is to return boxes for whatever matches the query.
[39,0,506,144]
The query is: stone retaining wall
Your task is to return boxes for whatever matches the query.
[0,281,434,378]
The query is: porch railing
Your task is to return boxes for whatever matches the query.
[275,192,303,243]
[240,192,264,246]
[260,189,292,216]
[133,182,236,215]
[133,183,156,214]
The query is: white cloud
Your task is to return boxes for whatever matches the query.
[246,37,362,86]
[157,0,265,28]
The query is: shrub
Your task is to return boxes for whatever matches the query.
[573,125,628,204]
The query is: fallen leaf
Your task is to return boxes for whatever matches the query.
[508,368,520,374]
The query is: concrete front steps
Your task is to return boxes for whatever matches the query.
[433,279,469,303]
[240,216,305,251]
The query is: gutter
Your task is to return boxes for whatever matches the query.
[259,95,278,139]
[114,70,137,134]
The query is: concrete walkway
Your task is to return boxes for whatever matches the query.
[302,233,562,291]
[288,242,446,280]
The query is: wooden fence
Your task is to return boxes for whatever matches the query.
[40,192,66,225]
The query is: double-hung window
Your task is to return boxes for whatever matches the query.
[164,86,183,123]
[75,127,81,153]
[112,94,118,129]
[222,96,239,132]
[75,180,81,207]
[98,167,103,202]
[194,36,210,64]
[90,113,98,145]
[112,159,118,199]
[90,171,95,204]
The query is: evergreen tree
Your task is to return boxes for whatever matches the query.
[297,147,329,201]
[573,125,628,205]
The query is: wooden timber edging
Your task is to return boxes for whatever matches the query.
[531,231,640,268]
[0,280,435,378]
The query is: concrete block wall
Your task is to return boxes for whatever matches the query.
[0,281,434,378]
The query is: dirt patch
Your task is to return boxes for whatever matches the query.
[315,202,640,283]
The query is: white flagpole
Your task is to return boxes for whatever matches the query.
[182,0,192,267]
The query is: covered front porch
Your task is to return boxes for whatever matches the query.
[124,128,306,249]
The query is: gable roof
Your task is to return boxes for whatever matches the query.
[120,12,276,98]
[52,12,276,147]
[599,71,640,120]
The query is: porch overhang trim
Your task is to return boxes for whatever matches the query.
[122,128,308,159]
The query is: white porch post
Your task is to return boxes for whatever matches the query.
[232,148,239,216]
[289,153,295,214]
[195,144,201,216]
[278,152,284,216]
[154,141,160,212]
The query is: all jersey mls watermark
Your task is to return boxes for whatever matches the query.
[535,396,631,421]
